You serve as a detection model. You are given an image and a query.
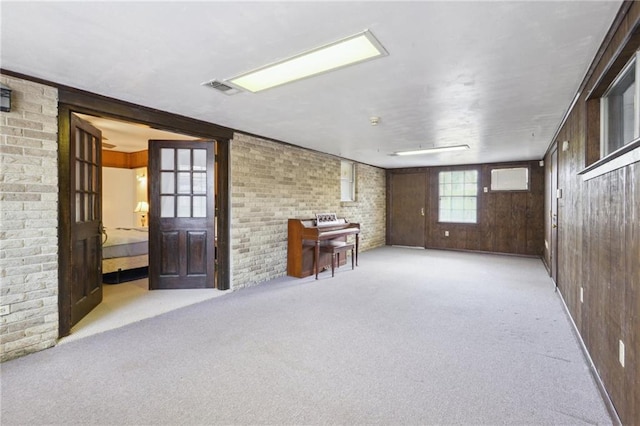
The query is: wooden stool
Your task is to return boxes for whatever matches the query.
[320,241,355,278]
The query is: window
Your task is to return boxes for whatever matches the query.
[490,167,529,191]
[340,161,355,202]
[601,52,639,156]
[439,170,478,223]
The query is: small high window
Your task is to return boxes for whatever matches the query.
[340,161,355,202]
[601,52,639,157]
[490,167,529,191]
[438,170,478,224]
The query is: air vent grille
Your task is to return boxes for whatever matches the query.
[203,80,242,95]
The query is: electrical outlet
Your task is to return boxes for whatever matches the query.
[619,340,625,367]
[0,305,10,316]
[483,187,488,193]
[580,287,583,303]
[444,231,449,237]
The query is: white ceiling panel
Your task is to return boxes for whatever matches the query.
[0,1,622,168]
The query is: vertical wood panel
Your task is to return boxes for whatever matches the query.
[161,231,179,275]
[624,162,639,423]
[187,231,207,275]
[550,4,639,422]
[389,160,544,256]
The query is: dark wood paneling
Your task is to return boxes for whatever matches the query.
[388,160,544,256]
[216,139,230,290]
[57,106,72,337]
[625,163,640,424]
[544,3,640,423]
[585,100,600,167]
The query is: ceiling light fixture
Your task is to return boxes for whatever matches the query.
[394,144,470,156]
[225,30,388,93]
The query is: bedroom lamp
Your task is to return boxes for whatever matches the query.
[134,201,149,227]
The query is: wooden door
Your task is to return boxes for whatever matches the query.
[69,114,103,326]
[388,172,427,247]
[148,140,216,289]
[550,148,559,284]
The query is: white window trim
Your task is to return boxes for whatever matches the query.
[438,169,478,224]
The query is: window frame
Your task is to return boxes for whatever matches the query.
[489,166,530,192]
[340,160,356,202]
[600,51,639,158]
[437,168,479,224]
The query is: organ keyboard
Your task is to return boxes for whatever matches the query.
[287,217,360,279]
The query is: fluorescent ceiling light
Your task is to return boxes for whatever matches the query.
[395,145,470,156]
[226,30,387,93]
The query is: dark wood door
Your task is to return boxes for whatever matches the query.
[69,114,103,326]
[388,172,427,247]
[148,140,216,289]
[550,148,559,284]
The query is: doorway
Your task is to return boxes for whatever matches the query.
[387,171,427,247]
[550,146,559,285]
[57,89,232,337]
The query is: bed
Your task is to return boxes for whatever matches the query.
[102,227,149,282]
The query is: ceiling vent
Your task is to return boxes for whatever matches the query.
[202,79,243,95]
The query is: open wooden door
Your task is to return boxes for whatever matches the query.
[68,114,103,326]
[148,140,216,289]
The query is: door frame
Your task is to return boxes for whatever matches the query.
[57,88,233,337]
[549,144,559,285]
[386,169,428,247]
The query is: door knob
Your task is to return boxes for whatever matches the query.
[421,208,425,216]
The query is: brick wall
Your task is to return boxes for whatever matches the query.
[0,75,59,362]
[230,133,386,289]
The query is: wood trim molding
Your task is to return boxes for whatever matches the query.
[579,138,640,181]
[102,150,148,169]
[586,18,640,100]
[0,68,234,140]
[580,1,636,97]
[59,89,233,140]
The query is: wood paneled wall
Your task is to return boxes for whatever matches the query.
[387,160,544,256]
[102,150,148,168]
[545,3,640,423]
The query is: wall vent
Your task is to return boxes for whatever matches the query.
[202,80,242,95]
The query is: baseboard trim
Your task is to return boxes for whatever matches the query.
[555,289,622,426]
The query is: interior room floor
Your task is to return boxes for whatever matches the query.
[3,248,612,424]
[60,279,228,344]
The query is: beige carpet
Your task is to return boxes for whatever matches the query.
[3,248,612,424]
[60,279,229,344]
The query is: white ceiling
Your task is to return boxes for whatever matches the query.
[75,113,199,153]
[1,1,621,168]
